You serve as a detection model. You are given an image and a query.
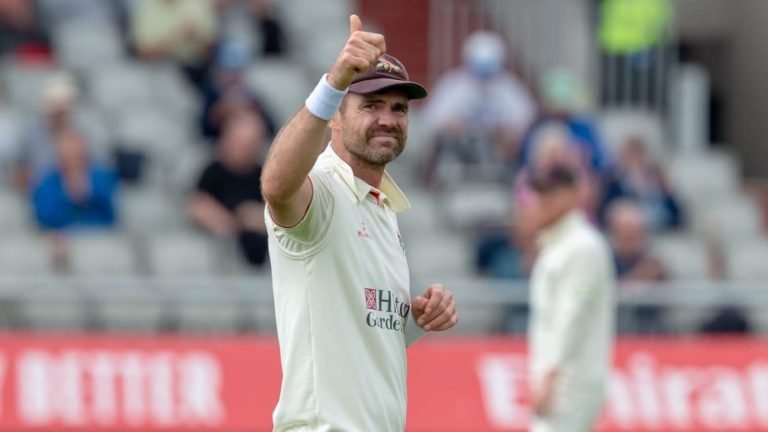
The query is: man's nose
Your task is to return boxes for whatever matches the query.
[377,109,397,128]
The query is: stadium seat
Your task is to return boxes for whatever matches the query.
[114,108,191,156]
[651,235,709,279]
[668,150,741,209]
[0,234,52,277]
[746,304,768,333]
[0,107,21,151]
[160,282,242,332]
[394,109,430,171]
[0,190,32,232]
[38,0,120,30]
[665,304,719,334]
[151,65,201,118]
[692,195,763,240]
[80,281,167,331]
[397,189,440,234]
[69,233,140,277]
[726,240,768,280]
[120,186,184,235]
[1,63,62,112]
[53,20,125,73]
[146,233,218,277]
[0,283,22,329]
[250,298,278,332]
[405,232,473,279]
[246,59,314,125]
[165,143,210,193]
[283,0,350,42]
[440,182,510,230]
[113,108,193,187]
[302,30,349,79]
[11,281,87,330]
[87,63,159,115]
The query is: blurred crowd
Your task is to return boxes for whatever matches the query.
[0,0,286,270]
[419,31,685,283]
[418,30,755,334]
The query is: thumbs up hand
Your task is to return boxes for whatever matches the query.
[327,14,387,91]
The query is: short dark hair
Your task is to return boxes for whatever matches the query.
[528,163,580,193]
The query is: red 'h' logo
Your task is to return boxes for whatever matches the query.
[365,288,377,310]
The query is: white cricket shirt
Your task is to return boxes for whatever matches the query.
[266,146,424,432]
[528,211,615,393]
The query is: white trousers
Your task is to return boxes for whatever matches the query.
[531,387,604,432]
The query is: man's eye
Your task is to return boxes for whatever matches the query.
[363,104,376,110]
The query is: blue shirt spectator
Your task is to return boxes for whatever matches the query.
[598,135,683,230]
[606,199,666,281]
[31,129,117,230]
[475,213,537,280]
[476,235,528,279]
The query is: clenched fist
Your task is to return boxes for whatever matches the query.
[327,14,387,91]
[411,284,458,332]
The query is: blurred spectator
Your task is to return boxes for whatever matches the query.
[247,0,286,56]
[0,0,51,61]
[606,199,667,334]
[475,209,537,280]
[598,0,672,105]
[200,39,276,141]
[699,307,752,334]
[514,121,601,222]
[421,31,537,187]
[599,134,683,231]
[188,110,268,267]
[518,66,611,177]
[606,199,666,281]
[16,73,78,188]
[16,73,106,190]
[131,0,217,91]
[698,226,751,334]
[217,0,287,57]
[31,128,118,231]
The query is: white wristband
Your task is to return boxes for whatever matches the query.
[305,74,348,121]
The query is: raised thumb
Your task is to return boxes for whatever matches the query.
[349,14,362,34]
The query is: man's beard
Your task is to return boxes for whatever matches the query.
[345,126,406,167]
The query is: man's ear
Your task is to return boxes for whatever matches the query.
[328,109,342,129]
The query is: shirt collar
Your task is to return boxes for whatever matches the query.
[317,145,411,213]
[538,210,585,247]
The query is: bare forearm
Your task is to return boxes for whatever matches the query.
[260,107,328,205]
[260,14,385,226]
[188,195,237,236]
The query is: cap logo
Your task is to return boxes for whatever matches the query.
[376,58,402,74]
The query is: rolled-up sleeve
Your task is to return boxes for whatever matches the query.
[266,170,335,258]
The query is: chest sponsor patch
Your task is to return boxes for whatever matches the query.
[363,288,411,333]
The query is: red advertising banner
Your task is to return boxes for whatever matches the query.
[407,338,768,432]
[0,334,764,431]
[0,334,281,431]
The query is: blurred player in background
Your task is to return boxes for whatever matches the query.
[526,163,615,432]
[260,14,459,432]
